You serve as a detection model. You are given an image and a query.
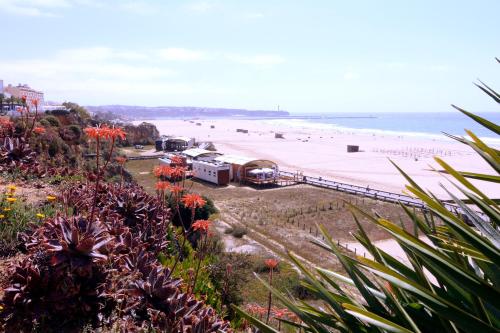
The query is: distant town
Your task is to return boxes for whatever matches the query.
[0,79,290,120]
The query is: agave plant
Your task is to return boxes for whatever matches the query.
[119,262,232,332]
[45,216,112,267]
[236,60,500,332]
[1,216,113,331]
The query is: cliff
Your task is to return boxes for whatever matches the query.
[122,122,159,146]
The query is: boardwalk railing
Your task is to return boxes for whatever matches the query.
[126,155,165,161]
[278,170,487,219]
[279,170,425,208]
[83,153,164,161]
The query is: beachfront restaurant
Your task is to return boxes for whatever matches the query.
[163,136,195,152]
[181,148,222,162]
[158,148,221,177]
[192,160,230,186]
[213,155,278,185]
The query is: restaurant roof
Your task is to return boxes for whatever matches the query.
[182,148,220,158]
[214,155,257,165]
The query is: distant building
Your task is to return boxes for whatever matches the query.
[0,80,4,94]
[4,83,44,111]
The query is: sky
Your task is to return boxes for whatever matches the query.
[0,0,499,113]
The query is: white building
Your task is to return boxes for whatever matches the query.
[4,83,44,112]
[192,160,230,185]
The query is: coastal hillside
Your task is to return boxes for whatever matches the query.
[86,105,290,119]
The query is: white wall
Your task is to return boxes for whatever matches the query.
[193,161,229,184]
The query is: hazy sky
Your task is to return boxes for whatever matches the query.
[1,0,499,113]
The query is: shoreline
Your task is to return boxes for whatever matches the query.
[136,118,499,199]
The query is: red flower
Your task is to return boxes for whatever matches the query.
[84,126,101,139]
[115,156,127,165]
[156,181,170,191]
[169,185,183,195]
[170,155,184,165]
[192,219,211,233]
[272,308,288,319]
[84,125,126,141]
[181,193,206,209]
[0,119,13,128]
[21,95,27,104]
[264,258,279,269]
[107,126,126,140]
[153,165,173,178]
[33,126,46,135]
[171,166,186,178]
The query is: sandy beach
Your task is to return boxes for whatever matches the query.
[138,118,499,199]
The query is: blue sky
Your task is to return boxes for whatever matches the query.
[0,0,499,113]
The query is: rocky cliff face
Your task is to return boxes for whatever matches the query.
[122,122,159,146]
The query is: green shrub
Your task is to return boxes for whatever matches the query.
[231,226,247,238]
[44,115,60,127]
[168,195,218,229]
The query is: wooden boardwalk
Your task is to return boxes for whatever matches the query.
[278,170,487,220]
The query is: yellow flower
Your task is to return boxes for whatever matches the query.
[46,195,57,201]
[3,208,11,212]
[0,214,5,219]
[7,185,16,192]
[36,213,45,218]
[6,197,16,203]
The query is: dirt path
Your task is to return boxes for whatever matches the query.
[218,205,339,273]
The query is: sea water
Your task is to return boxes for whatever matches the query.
[263,112,500,144]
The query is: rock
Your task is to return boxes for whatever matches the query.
[122,122,160,146]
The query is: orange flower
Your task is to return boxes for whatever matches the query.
[84,126,100,139]
[153,165,173,178]
[107,126,126,140]
[170,155,184,165]
[264,258,279,269]
[192,219,211,233]
[272,308,288,319]
[169,185,183,195]
[171,166,186,178]
[16,106,24,114]
[181,193,206,209]
[115,156,127,165]
[0,119,13,128]
[21,95,27,104]
[32,98,39,108]
[156,181,170,191]
[84,125,126,141]
[33,126,46,135]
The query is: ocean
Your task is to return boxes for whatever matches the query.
[262,112,500,144]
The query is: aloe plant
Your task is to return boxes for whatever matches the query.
[236,60,500,332]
